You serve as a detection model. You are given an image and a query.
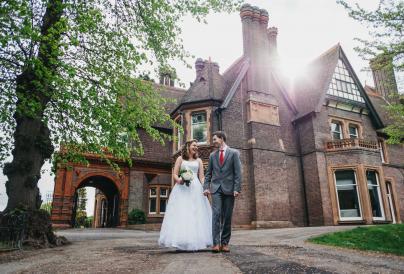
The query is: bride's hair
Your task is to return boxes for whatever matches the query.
[181,139,198,160]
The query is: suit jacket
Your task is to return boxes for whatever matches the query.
[203,147,242,195]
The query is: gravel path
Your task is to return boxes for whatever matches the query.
[0,226,403,273]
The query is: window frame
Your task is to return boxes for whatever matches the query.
[377,138,388,164]
[173,115,183,152]
[191,111,208,144]
[148,185,171,216]
[333,169,363,221]
[365,170,385,221]
[348,123,359,139]
[330,120,343,140]
[328,116,363,140]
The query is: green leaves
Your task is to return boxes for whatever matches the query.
[337,0,404,144]
[0,0,241,169]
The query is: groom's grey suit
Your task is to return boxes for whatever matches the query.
[203,147,242,246]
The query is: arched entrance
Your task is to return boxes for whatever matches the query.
[71,176,120,228]
[51,159,129,228]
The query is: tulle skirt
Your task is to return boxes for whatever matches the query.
[158,176,212,250]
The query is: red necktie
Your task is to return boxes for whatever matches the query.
[219,149,224,166]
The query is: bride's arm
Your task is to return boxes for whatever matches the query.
[173,156,183,184]
[198,158,205,184]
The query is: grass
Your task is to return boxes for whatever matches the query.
[308,224,404,256]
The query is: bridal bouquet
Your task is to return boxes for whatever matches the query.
[179,168,193,187]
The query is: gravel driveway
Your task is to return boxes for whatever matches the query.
[0,226,403,273]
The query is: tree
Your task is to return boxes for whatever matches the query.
[0,0,240,245]
[337,0,403,144]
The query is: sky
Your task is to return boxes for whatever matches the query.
[1,0,400,215]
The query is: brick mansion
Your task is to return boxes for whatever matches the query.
[51,4,403,229]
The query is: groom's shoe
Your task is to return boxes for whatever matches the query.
[221,245,230,252]
[212,245,220,253]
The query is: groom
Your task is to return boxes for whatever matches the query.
[203,131,242,253]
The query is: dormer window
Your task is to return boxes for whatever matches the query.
[191,112,207,143]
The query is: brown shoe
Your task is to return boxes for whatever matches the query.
[212,245,220,253]
[221,245,230,252]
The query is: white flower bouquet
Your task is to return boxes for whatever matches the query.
[179,168,193,187]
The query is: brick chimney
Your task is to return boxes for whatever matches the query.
[240,4,273,93]
[195,58,205,80]
[240,4,269,59]
[370,54,398,103]
[267,27,278,55]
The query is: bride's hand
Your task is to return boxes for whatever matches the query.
[176,178,184,184]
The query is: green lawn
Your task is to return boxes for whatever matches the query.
[308,224,404,256]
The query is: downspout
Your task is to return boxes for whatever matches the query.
[294,121,310,226]
[215,107,222,131]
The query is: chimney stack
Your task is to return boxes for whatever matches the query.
[240,4,274,93]
[370,54,398,103]
[267,27,278,53]
[195,58,205,80]
[240,4,269,58]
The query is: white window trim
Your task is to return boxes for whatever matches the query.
[367,171,385,221]
[334,170,363,221]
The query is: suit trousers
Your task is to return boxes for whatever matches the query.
[211,186,235,246]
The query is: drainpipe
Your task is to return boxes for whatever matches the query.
[215,108,222,131]
[294,121,310,226]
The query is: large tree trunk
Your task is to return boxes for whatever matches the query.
[0,0,68,248]
[3,113,53,211]
[4,0,63,212]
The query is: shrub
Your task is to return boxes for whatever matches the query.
[128,209,146,224]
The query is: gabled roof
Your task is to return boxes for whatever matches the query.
[292,44,384,128]
[180,60,225,104]
[292,44,340,120]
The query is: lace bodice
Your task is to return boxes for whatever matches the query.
[181,159,199,175]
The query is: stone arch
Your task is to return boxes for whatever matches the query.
[72,175,120,227]
[51,161,129,228]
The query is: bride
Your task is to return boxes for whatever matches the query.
[158,139,213,250]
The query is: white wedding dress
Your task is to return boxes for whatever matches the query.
[158,159,213,250]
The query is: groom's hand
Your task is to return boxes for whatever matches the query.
[203,190,210,196]
[234,191,240,197]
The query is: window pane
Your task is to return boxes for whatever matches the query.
[367,171,383,218]
[160,199,167,213]
[192,123,207,142]
[160,188,167,197]
[192,113,207,143]
[149,198,156,213]
[378,140,386,163]
[349,125,358,138]
[192,113,206,124]
[335,170,355,186]
[335,170,361,218]
[331,122,342,140]
[150,188,157,196]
